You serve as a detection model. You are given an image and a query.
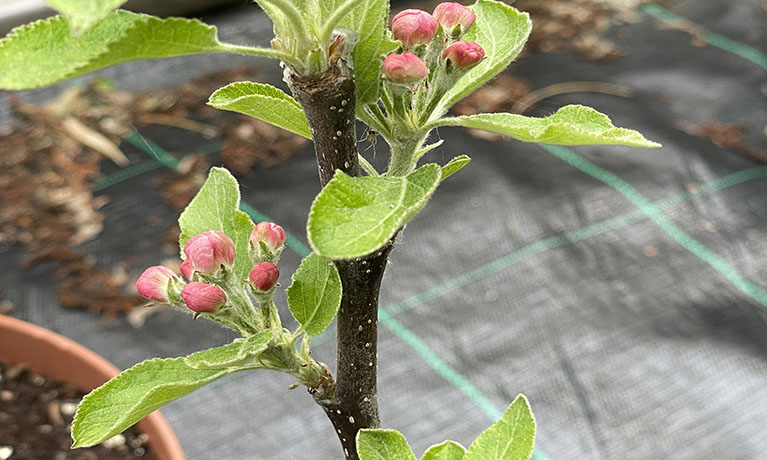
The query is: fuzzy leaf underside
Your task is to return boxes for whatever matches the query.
[441,155,472,180]
[319,0,398,107]
[357,429,417,460]
[439,105,661,148]
[183,331,273,369]
[433,0,532,118]
[308,164,442,260]
[178,167,255,279]
[422,440,467,460]
[208,81,312,139]
[287,253,343,335]
[0,11,230,90]
[71,357,244,448]
[464,395,536,460]
[46,0,128,35]
[254,0,290,40]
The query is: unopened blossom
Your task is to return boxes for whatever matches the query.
[136,266,178,302]
[433,2,476,34]
[382,53,427,84]
[180,259,195,280]
[248,262,280,291]
[183,230,236,275]
[250,222,286,254]
[180,282,227,315]
[443,41,485,70]
[391,9,438,48]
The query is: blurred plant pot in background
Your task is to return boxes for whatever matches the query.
[0,314,186,460]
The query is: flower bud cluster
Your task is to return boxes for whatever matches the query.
[382,2,485,121]
[135,222,286,320]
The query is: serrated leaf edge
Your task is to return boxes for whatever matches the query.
[0,11,225,90]
[287,253,342,335]
[357,428,418,460]
[441,155,471,181]
[465,394,536,460]
[71,357,234,447]
[207,81,312,139]
[437,105,661,148]
[183,330,274,369]
[307,164,442,259]
[421,439,467,460]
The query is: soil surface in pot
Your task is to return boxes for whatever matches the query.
[0,361,158,460]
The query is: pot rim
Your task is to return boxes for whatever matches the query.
[0,314,186,460]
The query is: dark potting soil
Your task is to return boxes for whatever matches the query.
[0,361,158,460]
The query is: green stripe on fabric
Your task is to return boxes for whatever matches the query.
[642,3,767,69]
[541,144,767,306]
[93,160,163,191]
[125,132,180,168]
[383,166,767,317]
[378,310,551,460]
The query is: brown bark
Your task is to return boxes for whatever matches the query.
[289,64,392,460]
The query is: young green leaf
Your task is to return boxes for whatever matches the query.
[319,0,398,107]
[431,0,532,119]
[0,11,281,90]
[357,429,417,460]
[441,155,472,181]
[208,82,312,139]
[183,330,273,369]
[308,164,442,260]
[433,105,661,148]
[287,253,343,336]
[464,395,536,460]
[422,440,466,460]
[178,167,255,279]
[71,357,246,448]
[46,0,128,35]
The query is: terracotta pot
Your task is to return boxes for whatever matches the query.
[0,314,186,460]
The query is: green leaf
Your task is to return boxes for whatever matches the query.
[435,105,661,148]
[319,0,398,106]
[357,429,417,460]
[422,441,466,460]
[46,0,128,35]
[441,155,471,180]
[0,11,278,90]
[432,0,532,119]
[178,167,255,279]
[71,357,244,447]
[464,395,536,460]
[308,164,442,260]
[287,253,343,335]
[183,331,273,369]
[208,82,311,139]
[254,0,291,40]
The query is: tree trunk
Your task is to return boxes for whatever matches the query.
[288,63,392,460]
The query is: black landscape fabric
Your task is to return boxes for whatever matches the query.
[1,1,766,459]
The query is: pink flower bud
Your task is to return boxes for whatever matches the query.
[250,222,286,254]
[391,9,438,48]
[183,230,236,275]
[248,262,280,291]
[433,2,476,34]
[382,53,427,84]
[180,282,227,314]
[136,266,178,302]
[179,259,195,280]
[442,41,485,70]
